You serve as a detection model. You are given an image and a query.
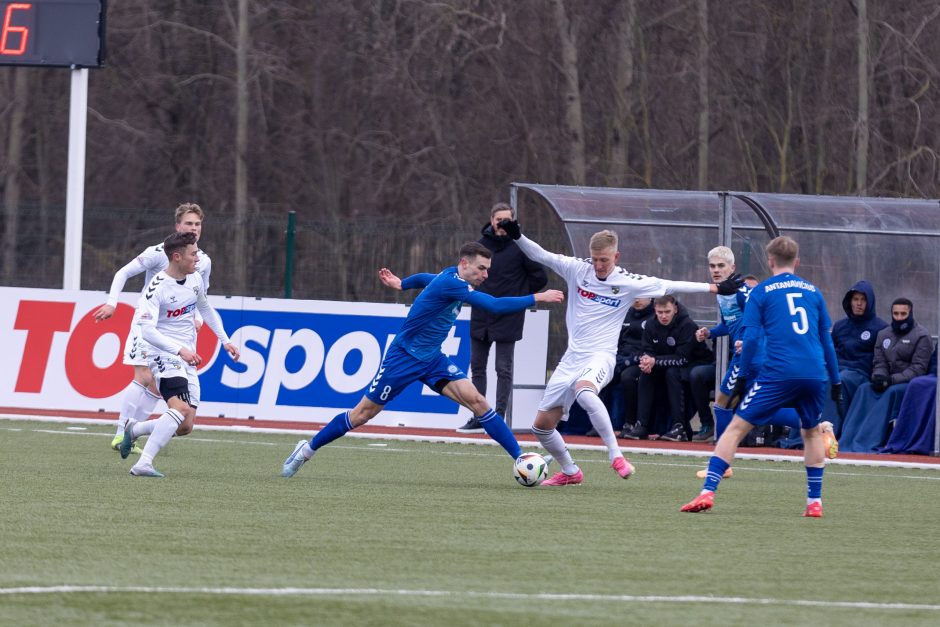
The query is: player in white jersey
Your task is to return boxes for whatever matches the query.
[499,220,742,485]
[117,231,239,477]
[93,204,212,453]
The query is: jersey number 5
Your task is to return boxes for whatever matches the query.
[786,293,809,335]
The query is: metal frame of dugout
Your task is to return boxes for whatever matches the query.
[510,183,940,457]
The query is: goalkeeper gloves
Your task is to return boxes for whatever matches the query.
[715,273,744,295]
[497,219,522,240]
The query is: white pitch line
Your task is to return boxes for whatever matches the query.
[4,422,940,480]
[0,586,937,612]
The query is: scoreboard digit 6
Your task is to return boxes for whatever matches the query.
[0,0,104,68]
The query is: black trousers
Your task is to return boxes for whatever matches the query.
[619,364,642,428]
[687,362,716,428]
[636,367,685,435]
[470,337,515,417]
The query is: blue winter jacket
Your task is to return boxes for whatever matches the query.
[830,280,889,376]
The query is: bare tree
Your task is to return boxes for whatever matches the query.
[551,0,586,185]
[856,0,870,194]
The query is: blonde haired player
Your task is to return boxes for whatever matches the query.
[118,231,239,477]
[499,220,742,485]
[94,204,212,454]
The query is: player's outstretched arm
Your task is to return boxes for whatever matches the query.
[533,289,564,303]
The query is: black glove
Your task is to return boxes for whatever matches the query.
[830,382,842,403]
[497,218,521,240]
[715,272,745,296]
[871,373,890,393]
[730,377,748,401]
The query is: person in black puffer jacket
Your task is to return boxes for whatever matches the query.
[623,295,713,441]
[457,203,548,433]
[616,298,655,437]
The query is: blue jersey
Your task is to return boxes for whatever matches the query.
[740,272,839,383]
[710,286,751,342]
[392,266,535,362]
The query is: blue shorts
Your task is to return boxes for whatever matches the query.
[365,345,466,405]
[736,378,826,429]
[720,353,765,396]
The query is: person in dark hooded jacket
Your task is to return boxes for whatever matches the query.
[457,203,548,433]
[822,281,889,434]
[839,298,932,453]
[623,295,713,441]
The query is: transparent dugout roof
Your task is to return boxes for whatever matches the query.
[511,183,940,333]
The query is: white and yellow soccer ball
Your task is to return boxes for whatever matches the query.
[513,452,548,487]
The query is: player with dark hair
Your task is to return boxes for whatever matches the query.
[119,231,240,477]
[95,203,212,454]
[681,236,841,517]
[280,242,564,478]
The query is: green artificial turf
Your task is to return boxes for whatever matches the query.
[1,419,938,626]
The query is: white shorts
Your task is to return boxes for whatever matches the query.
[148,350,201,407]
[540,351,615,420]
[123,326,155,367]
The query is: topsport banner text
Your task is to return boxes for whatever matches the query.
[0,287,549,429]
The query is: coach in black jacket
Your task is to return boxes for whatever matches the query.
[457,203,548,433]
[623,295,713,441]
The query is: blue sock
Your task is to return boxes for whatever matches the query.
[770,408,801,430]
[310,411,353,451]
[702,456,731,492]
[714,406,733,440]
[806,465,824,499]
[478,409,522,459]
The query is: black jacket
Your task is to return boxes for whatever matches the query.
[639,304,714,369]
[470,223,548,342]
[616,301,655,370]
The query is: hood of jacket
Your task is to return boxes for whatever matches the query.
[842,280,877,322]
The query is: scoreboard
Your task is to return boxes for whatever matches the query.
[0,0,104,68]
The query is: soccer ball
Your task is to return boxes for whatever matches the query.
[513,452,548,487]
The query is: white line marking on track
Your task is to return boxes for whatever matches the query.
[0,586,937,611]
[4,422,940,479]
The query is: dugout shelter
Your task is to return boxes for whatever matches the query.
[510,183,940,456]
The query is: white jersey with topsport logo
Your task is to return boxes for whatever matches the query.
[516,235,712,415]
[107,243,212,366]
[516,235,711,358]
[136,270,228,358]
[135,270,228,407]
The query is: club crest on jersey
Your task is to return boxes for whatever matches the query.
[577,287,620,308]
[612,287,619,294]
[666,337,676,346]
[861,331,871,340]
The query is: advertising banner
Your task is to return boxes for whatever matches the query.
[0,287,549,429]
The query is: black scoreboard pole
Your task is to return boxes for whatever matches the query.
[1,0,106,289]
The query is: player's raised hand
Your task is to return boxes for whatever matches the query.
[93,304,115,322]
[378,267,402,290]
[534,289,564,303]
[497,219,521,240]
[695,326,710,342]
[714,272,745,295]
[224,342,240,362]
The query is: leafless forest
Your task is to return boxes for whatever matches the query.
[2,0,939,304]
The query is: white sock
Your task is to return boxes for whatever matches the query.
[532,427,579,475]
[134,389,161,422]
[116,381,151,436]
[129,419,158,440]
[576,388,622,462]
[807,497,822,505]
[138,409,183,467]
[301,443,314,460]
